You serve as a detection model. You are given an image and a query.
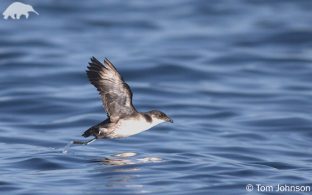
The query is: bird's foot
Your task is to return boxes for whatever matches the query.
[73,138,96,145]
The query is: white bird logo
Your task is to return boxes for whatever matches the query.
[2,2,39,20]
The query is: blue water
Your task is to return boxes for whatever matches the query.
[1,0,312,194]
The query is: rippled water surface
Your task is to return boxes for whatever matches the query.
[1,0,312,194]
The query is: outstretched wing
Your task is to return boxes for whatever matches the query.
[86,57,137,122]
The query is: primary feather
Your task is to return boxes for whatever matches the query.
[86,57,137,123]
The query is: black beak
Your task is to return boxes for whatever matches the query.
[166,117,173,123]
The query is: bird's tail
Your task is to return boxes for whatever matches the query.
[82,127,97,138]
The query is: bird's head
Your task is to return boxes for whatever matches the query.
[148,110,173,124]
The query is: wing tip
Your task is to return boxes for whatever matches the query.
[89,56,113,67]
[90,56,100,64]
[86,56,121,80]
[87,56,106,71]
[104,57,118,71]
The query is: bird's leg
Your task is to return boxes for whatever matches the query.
[73,138,96,145]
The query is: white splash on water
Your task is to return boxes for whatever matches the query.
[115,152,137,157]
[62,141,74,154]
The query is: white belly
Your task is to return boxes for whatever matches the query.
[113,118,162,138]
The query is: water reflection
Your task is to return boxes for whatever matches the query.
[90,152,162,194]
[97,152,162,166]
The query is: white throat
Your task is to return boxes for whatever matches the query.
[151,118,165,127]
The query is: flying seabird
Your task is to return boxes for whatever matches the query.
[74,57,173,145]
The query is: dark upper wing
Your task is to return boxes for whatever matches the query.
[86,57,137,122]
